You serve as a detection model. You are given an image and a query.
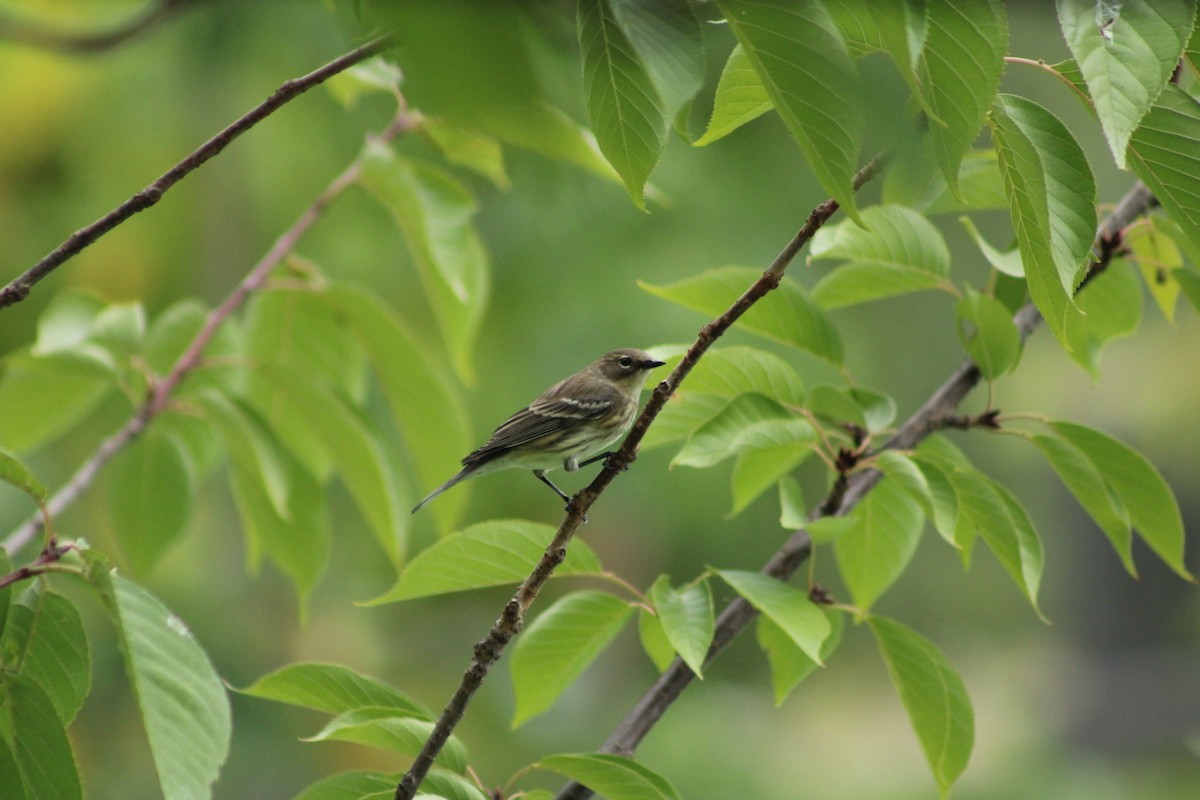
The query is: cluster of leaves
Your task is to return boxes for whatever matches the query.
[0,2,1198,800]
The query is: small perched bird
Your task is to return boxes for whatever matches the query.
[412,348,666,514]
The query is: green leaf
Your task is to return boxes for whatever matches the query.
[867,0,929,99]
[642,392,730,451]
[756,608,843,706]
[717,0,865,222]
[479,101,622,186]
[32,290,104,355]
[648,576,714,677]
[959,216,1024,277]
[325,57,403,108]
[0,674,81,800]
[989,93,1097,348]
[664,345,807,406]
[729,438,814,517]
[84,566,231,800]
[884,149,1009,214]
[1065,259,1143,376]
[809,204,952,309]
[1126,84,1200,261]
[1052,421,1192,579]
[368,520,603,604]
[318,284,471,531]
[777,476,807,529]
[1176,266,1200,311]
[539,753,679,800]
[0,450,47,510]
[834,477,924,611]
[107,429,194,574]
[420,770,492,800]
[955,289,1021,378]
[510,591,634,727]
[578,0,667,209]
[0,351,113,453]
[358,146,489,382]
[88,301,146,360]
[292,770,399,800]
[237,662,428,718]
[1031,433,1135,575]
[1058,0,1196,168]
[637,608,676,672]
[610,0,704,120]
[423,119,510,189]
[143,299,240,395]
[869,616,974,799]
[672,394,811,469]
[716,571,829,663]
[0,737,23,800]
[254,364,405,563]
[640,267,843,364]
[918,0,1007,196]
[306,708,467,773]
[1127,215,1184,321]
[198,390,292,519]
[2,589,90,724]
[909,456,964,548]
[694,45,772,146]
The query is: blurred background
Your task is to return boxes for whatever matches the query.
[0,1,1197,798]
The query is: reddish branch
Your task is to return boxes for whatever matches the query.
[0,31,397,310]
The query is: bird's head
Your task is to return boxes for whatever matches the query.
[593,348,666,389]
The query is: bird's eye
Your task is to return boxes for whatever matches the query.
[618,356,633,368]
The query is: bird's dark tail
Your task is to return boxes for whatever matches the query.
[411,467,473,514]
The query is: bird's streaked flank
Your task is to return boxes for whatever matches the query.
[412,348,666,513]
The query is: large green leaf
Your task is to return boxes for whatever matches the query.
[694,45,772,146]
[810,204,953,308]
[422,118,509,189]
[647,576,714,677]
[1064,259,1143,375]
[319,284,471,531]
[85,565,231,800]
[237,662,428,718]
[510,591,634,727]
[357,146,489,382]
[718,0,866,222]
[479,101,622,186]
[2,589,90,725]
[305,708,467,773]
[672,394,812,469]
[540,753,678,800]
[578,0,667,209]
[869,616,974,799]
[729,437,815,516]
[368,520,603,604]
[1058,0,1196,168]
[989,93,1097,348]
[0,674,80,800]
[254,365,405,563]
[641,267,843,364]
[716,570,830,663]
[1127,84,1200,258]
[756,608,843,706]
[1052,421,1192,579]
[0,350,113,453]
[662,345,807,407]
[834,478,924,611]
[918,1,1007,196]
[954,289,1021,378]
[609,0,704,120]
[292,770,398,800]
[107,429,194,574]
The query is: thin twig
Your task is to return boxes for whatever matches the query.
[393,156,887,800]
[1,113,417,556]
[0,31,397,310]
[0,0,197,53]
[551,179,1158,800]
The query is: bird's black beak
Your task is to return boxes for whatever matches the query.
[644,358,666,369]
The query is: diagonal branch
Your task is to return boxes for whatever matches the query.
[0,0,198,54]
[0,30,397,311]
[393,156,887,800]
[0,112,418,556]
[552,179,1158,800]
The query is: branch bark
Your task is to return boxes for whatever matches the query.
[393,156,886,800]
[0,30,397,310]
[552,179,1157,800]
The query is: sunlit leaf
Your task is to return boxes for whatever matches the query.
[0,674,80,800]
[694,45,772,146]
[0,351,113,453]
[1058,0,1195,168]
[306,708,467,773]
[237,662,428,719]
[717,570,829,663]
[1126,216,1183,322]
[756,608,843,706]
[1064,260,1143,376]
[955,289,1021,378]
[423,119,509,188]
[107,430,194,574]
[540,753,679,800]
[834,478,924,611]
[610,0,704,120]
[368,520,603,604]
[718,0,866,222]
[637,607,676,672]
[3,589,90,724]
[959,216,1023,277]
[672,394,811,469]
[869,615,974,799]
[648,576,714,677]
[1126,84,1200,259]
[510,591,634,727]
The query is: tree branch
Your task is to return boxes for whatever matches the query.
[393,156,887,800]
[0,0,197,54]
[552,179,1158,800]
[0,30,397,311]
[1,112,418,556]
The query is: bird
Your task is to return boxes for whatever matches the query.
[412,348,666,514]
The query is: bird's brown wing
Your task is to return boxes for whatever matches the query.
[462,376,618,466]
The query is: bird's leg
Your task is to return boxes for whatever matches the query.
[532,470,571,503]
[578,451,628,471]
